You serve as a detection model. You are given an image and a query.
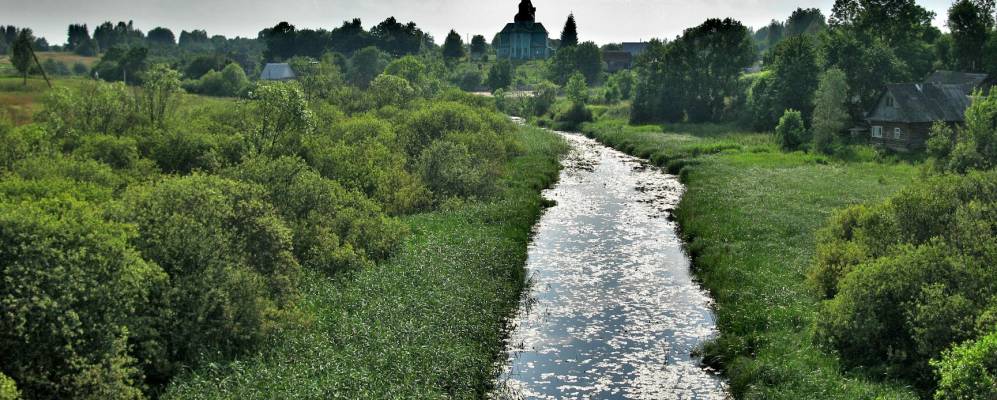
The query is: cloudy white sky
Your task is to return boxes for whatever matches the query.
[6,0,957,46]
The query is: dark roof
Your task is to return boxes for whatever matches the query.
[868,83,973,123]
[500,21,548,34]
[621,42,649,56]
[603,50,633,64]
[260,63,295,80]
[925,70,988,87]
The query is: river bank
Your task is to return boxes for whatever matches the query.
[576,118,922,399]
[163,125,568,398]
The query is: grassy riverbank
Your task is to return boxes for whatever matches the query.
[163,125,567,399]
[580,118,921,399]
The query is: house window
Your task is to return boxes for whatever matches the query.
[894,127,905,140]
[871,126,883,138]
[886,96,894,107]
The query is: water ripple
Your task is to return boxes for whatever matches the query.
[493,131,727,400]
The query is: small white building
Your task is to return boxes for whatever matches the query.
[259,63,296,81]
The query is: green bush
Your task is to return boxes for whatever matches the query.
[929,90,997,173]
[121,175,301,379]
[369,74,415,108]
[933,330,997,400]
[814,171,997,388]
[418,140,493,200]
[0,373,17,400]
[0,196,163,399]
[775,109,807,151]
[75,134,140,169]
[186,63,248,97]
[224,155,407,272]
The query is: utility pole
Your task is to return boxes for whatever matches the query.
[27,44,52,88]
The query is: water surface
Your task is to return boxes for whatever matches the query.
[494,130,727,399]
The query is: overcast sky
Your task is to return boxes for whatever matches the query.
[6,0,957,46]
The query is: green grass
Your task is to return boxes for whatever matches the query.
[579,116,923,399]
[163,125,568,399]
[0,76,234,125]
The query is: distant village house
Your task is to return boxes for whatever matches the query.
[865,71,990,151]
[496,0,553,60]
[260,63,296,81]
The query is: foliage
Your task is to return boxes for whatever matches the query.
[347,46,388,88]
[547,41,603,84]
[928,90,997,173]
[470,35,488,56]
[249,82,314,155]
[775,109,807,151]
[933,329,997,400]
[631,19,755,124]
[442,30,465,60]
[0,196,161,399]
[11,29,33,84]
[448,63,483,91]
[769,35,820,123]
[814,171,997,389]
[531,80,558,116]
[565,72,588,106]
[811,68,850,154]
[560,14,579,47]
[487,59,513,91]
[0,373,17,400]
[186,63,249,97]
[369,74,415,108]
[289,55,343,101]
[139,64,183,127]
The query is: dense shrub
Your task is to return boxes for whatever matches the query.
[449,63,483,91]
[928,90,997,173]
[531,80,558,116]
[487,59,513,91]
[0,196,163,399]
[225,155,407,271]
[775,109,807,151]
[185,63,249,97]
[369,74,415,108]
[37,80,139,144]
[814,171,997,388]
[121,175,301,380]
[75,134,140,169]
[933,330,997,400]
[0,373,17,400]
[417,140,493,199]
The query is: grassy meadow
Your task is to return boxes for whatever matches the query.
[163,126,567,399]
[579,117,923,399]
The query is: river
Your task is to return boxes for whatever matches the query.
[493,129,728,399]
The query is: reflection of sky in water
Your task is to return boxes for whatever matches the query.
[494,132,727,400]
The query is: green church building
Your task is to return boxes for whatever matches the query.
[496,0,553,60]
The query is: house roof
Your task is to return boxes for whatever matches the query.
[500,22,549,34]
[260,63,296,81]
[868,83,974,123]
[621,42,649,56]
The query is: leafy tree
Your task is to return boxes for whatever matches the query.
[370,74,415,108]
[547,41,603,84]
[560,14,579,47]
[819,27,908,118]
[384,55,426,86]
[329,18,370,55]
[448,63,483,91]
[770,35,820,122]
[261,21,296,62]
[66,23,90,51]
[928,90,997,173]
[948,0,995,71]
[370,17,426,56]
[251,82,314,154]
[785,8,828,36]
[146,27,175,46]
[290,56,343,101]
[811,68,850,154]
[487,59,513,91]
[442,29,465,60]
[140,64,183,127]
[178,29,209,49]
[11,28,34,85]
[347,46,388,88]
[565,72,588,106]
[775,109,807,150]
[470,34,488,56]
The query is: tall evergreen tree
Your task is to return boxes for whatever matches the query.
[11,29,34,85]
[442,29,465,60]
[560,14,578,47]
[470,35,488,56]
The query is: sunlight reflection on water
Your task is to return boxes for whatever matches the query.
[493,130,728,400]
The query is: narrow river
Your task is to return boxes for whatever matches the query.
[494,130,727,399]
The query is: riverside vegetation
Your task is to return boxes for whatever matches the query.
[0,49,567,398]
